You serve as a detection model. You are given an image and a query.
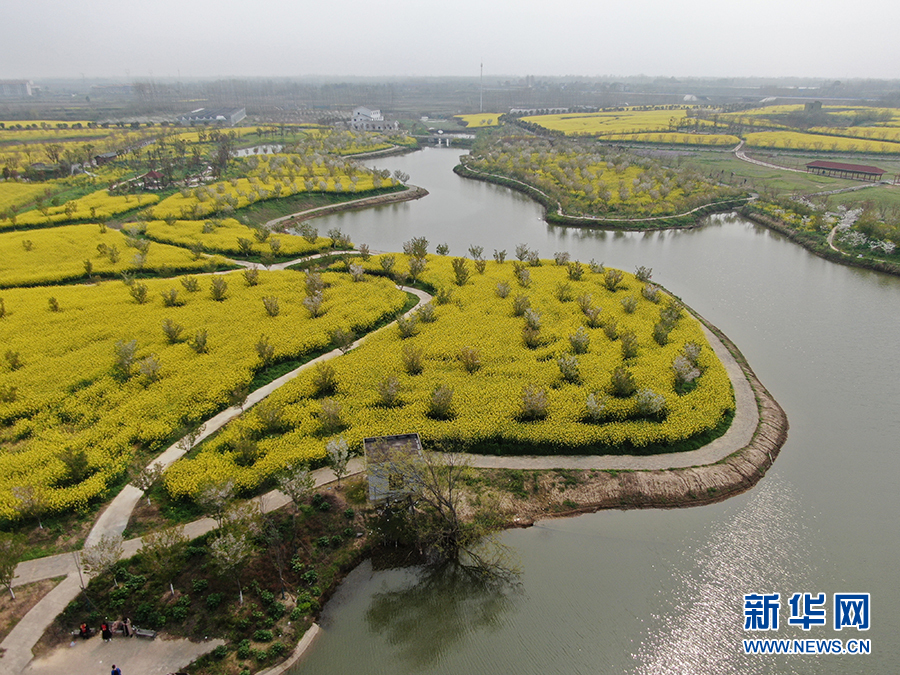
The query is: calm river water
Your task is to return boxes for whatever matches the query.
[290,148,900,674]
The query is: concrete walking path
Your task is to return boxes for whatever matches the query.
[732,140,804,173]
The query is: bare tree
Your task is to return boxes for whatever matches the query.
[197,479,235,529]
[133,464,163,506]
[210,531,255,604]
[326,437,351,485]
[140,527,187,596]
[0,532,27,599]
[81,534,124,587]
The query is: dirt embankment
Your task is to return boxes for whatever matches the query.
[279,186,429,227]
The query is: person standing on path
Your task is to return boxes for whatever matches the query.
[111,665,122,675]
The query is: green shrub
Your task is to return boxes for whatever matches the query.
[253,629,274,642]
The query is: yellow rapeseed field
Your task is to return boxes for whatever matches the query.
[0,270,406,519]
[165,256,734,499]
[0,223,224,287]
[603,132,740,146]
[3,189,159,230]
[523,109,688,136]
[0,182,49,215]
[455,114,502,128]
[744,131,900,154]
[143,218,331,258]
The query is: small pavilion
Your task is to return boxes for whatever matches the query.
[805,160,885,182]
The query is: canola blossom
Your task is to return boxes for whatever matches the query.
[0,223,225,287]
[3,190,159,230]
[165,257,734,500]
[0,270,406,519]
[150,153,395,221]
[143,218,332,258]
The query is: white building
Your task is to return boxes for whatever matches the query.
[177,107,247,126]
[350,106,399,132]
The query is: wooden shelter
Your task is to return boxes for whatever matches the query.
[363,433,423,504]
[805,160,885,182]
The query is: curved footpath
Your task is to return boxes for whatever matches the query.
[3,283,787,674]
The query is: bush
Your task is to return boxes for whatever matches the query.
[514,264,531,288]
[611,366,637,397]
[255,335,275,365]
[190,329,208,354]
[634,266,653,282]
[583,393,609,423]
[401,344,424,375]
[620,295,638,313]
[526,250,541,267]
[641,284,660,303]
[161,288,183,307]
[569,327,590,354]
[603,269,624,291]
[206,592,224,609]
[652,321,670,346]
[620,330,639,359]
[512,294,530,316]
[523,308,541,331]
[555,282,573,302]
[181,276,200,292]
[130,282,149,304]
[212,644,228,660]
[589,259,605,274]
[192,578,209,593]
[634,388,666,418]
[303,291,324,317]
[377,375,402,406]
[520,385,549,421]
[162,318,184,344]
[427,385,454,420]
[566,260,584,280]
[603,320,618,341]
[554,251,570,266]
[312,362,338,396]
[495,281,511,298]
[319,398,343,432]
[458,346,482,373]
[237,639,251,659]
[210,277,228,302]
[434,286,453,305]
[451,257,470,286]
[243,267,260,286]
[493,249,507,263]
[522,326,542,349]
[262,296,280,317]
[584,306,603,328]
[673,355,701,389]
[416,302,436,323]
[557,354,580,383]
[396,314,418,338]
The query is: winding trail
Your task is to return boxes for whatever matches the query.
[732,140,804,173]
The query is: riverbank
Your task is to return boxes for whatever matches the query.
[453,163,749,229]
[269,184,428,230]
[739,207,900,278]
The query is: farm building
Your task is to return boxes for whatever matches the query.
[177,107,247,126]
[805,160,885,182]
[364,433,423,504]
[350,107,399,132]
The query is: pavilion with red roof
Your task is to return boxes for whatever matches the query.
[805,160,885,182]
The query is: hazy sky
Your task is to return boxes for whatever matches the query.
[3,0,899,81]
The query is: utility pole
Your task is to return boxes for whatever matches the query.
[480,62,483,113]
